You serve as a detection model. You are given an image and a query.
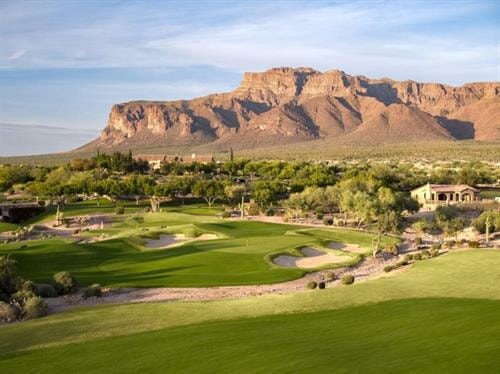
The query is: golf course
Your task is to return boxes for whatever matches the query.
[0,249,499,372]
[0,201,397,287]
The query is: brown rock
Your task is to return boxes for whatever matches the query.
[79,67,500,151]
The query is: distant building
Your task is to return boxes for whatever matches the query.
[133,153,215,169]
[411,183,480,207]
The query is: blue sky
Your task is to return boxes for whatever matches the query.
[0,0,499,155]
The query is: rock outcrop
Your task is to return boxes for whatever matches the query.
[82,67,500,151]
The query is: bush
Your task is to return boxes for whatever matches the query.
[318,281,326,289]
[22,296,48,320]
[83,284,102,299]
[420,250,430,259]
[11,289,36,304]
[221,211,231,218]
[384,265,395,273]
[306,281,317,289]
[430,243,441,250]
[53,271,77,295]
[414,237,423,245]
[413,253,422,261]
[247,205,260,216]
[0,302,16,323]
[115,206,125,215]
[323,218,333,226]
[341,274,355,285]
[36,284,57,298]
[265,208,275,216]
[468,241,480,248]
[460,239,467,245]
[430,248,440,258]
[316,212,324,220]
[444,240,455,249]
[383,244,399,255]
[403,254,413,262]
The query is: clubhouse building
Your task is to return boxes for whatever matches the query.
[411,183,480,207]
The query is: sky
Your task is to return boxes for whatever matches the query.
[0,0,499,155]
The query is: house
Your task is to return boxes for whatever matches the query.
[133,153,215,170]
[411,183,480,207]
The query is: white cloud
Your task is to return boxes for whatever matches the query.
[7,49,27,60]
[0,1,497,84]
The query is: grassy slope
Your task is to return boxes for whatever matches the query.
[1,208,394,286]
[0,251,499,372]
[0,222,18,233]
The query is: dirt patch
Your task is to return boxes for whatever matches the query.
[327,242,367,254]
[273,247,351,268]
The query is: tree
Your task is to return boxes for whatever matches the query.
[371,210,400,258]
[225,184,246,208]
[193,178,225,209]
[251,179,284,206]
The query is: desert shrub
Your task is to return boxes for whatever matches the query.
[396,259,408,267]
[413,253,422,261]
[430,243,441,250]
[420,250,430,259]
[341,274,355,285]
[247,205,260,216]
[22,296,48,320]
[83,284,102,299]
[318,281,326,289]
[265,208,275,217]
[323,218,333,226]
[53,271,77,295]
[36,284,57,298]
[384,265,395,273]
[414,237,423,245]
[468,240,480,248]
[383,244,399,255]
[115,206,125,215]
[0,301,17,323]
[460,239,467,245]
[444,240,456,249]
[473,210,500,234]
[430,248,440,258]
[221,211,231,218]
[306,281,317,289]
[11,289,36,304]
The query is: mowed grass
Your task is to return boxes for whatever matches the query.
[0,222,18,233]
[0,208,392,287]
[0,251,499,373]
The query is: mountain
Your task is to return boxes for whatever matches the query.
[79,67,500,151]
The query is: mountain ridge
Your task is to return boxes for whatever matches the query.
[78,67,500,151]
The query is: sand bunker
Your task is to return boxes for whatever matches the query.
[144,233,217,249]
[327,242,367,254]
[273,247,351,268]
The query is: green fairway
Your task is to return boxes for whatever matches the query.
[0,209,392,286]
[1,298,499,373]
[0,251,499,373]
[0,222,18,233]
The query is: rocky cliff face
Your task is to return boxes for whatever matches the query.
[84,67,500,150]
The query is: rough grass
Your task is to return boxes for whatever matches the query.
[0,251,499,373]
